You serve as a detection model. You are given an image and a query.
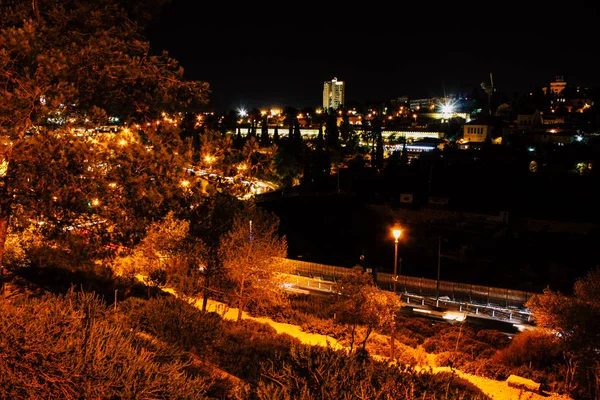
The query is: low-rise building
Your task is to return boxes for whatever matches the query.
[463,122,493,143]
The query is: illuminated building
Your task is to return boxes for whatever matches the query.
[323,77,345,110]
[463,121,493,143]
[543,75,567,95]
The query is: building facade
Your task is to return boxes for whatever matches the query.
[323,77,344,110]
[543,75,567,95]
[463,123,492,143]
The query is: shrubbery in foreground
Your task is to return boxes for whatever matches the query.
[0,291,210,399]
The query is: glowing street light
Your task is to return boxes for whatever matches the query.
[390,225,402,361]
[441,104,453,114]
[392,228,402,280]
[238,108,247,118]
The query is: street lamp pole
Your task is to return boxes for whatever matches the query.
[390,227,402,361]
[436,236,441,306]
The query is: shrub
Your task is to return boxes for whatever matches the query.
[492,330,561,370]
[256,344,490,399]
[122,295,222,358]
[0,290,210,399]
[422,325,505,364]
[462,358,512,381]
[301,315,348,340]
[476,329,511,349]
[395,316,439,346]
[436,351,473,369]
[212,319,300,382]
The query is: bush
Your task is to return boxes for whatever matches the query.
[301,314,347,340]
[436,351,473,369]
[122,295,222,358]
[492,330,561,369]
[0,290,210,399]
[476,329,511,350]
[394,343,425,367]
[422,324,505,363]
[256,345,490,399]
[395,316,440,346]
[462,358,512,381]
[212,319,300,382]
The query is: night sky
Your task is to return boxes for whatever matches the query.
[146,2,600,112]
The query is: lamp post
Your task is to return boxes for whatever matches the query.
[390,227,402,361]
[392,228,402,294]
[436,236,441,306]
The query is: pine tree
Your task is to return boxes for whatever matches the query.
[0,1,209,281]
[260,116,269,147]
[325,110,340,149]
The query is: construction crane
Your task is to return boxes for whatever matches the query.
[480,72,495,115]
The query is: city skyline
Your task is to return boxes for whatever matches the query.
[147,2,600,111]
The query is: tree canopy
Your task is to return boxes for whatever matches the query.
[526,267,600,398]
[218,204,287,321]
[0,0,210,277]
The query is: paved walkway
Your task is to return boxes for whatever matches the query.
[157,283,569,400]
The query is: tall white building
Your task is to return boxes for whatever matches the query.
[323,77,344,110]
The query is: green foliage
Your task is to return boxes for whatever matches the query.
[0,290,210,399]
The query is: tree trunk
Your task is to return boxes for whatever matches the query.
[236,285,244,322]
[237,297,244,322]
[32,0,40,22]
[0,203,10,296]
[349,325,356,353]
[201,275,210,312]
[202,290,209,313]
[361,327,372,351]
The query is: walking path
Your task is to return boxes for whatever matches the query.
[158,284,569,400]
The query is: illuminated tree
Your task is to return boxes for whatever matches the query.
[111,213,189,284]
[218,204,288,322]
[333,266,402,353]
[526,267,600,398]
[0,0,209,282]
[186,194,240,312]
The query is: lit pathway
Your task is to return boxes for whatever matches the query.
[156,284,569,400]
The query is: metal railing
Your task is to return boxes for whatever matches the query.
[279,258,537,310]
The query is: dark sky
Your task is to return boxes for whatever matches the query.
[146,2,600,112]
